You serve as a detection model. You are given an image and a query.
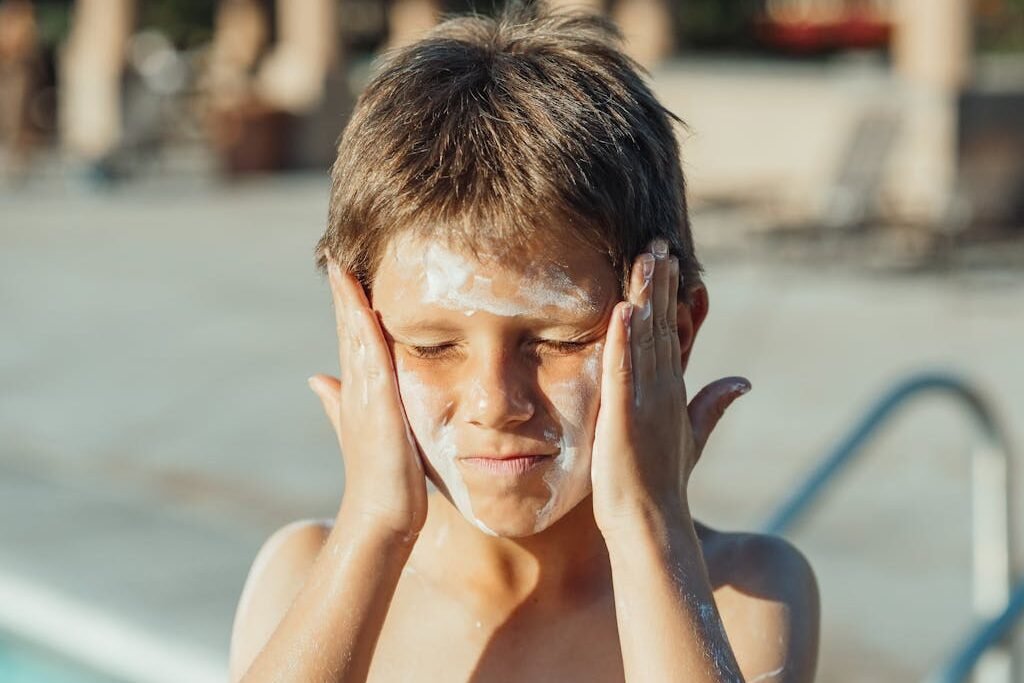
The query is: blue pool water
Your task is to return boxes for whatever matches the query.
[0,634,120,683]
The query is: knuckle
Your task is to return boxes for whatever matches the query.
[654,317,673,337]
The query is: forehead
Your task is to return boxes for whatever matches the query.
[372,232,617,320]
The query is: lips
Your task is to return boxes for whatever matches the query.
[459,453,554,476]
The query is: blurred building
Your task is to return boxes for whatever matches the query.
[663,0,1024,232]
[3,0,1022,229]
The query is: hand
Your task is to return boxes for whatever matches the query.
[307,259,428,540]
[590,240,750,535]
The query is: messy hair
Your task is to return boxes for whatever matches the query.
[316,1,701,299]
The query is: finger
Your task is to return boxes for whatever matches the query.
[687,377,751,456]
[600,301,636,417]
[327,258,354,381]
[651,240,673,373]
[348,302,405,413]
[628,251,656,388]
[336,263,373,309]
[308,373,342,441]
[666,257,682,380]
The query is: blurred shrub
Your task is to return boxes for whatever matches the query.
[138,0,216,49]
[975,0,1024,52]
[676,0,764,50]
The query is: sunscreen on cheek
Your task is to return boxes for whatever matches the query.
[534,342,602,532]
[394,360,496,535]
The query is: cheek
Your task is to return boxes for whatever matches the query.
[394,362,454,460]
[544,344,603,448]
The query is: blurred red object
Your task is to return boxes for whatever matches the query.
[755,11,892,53]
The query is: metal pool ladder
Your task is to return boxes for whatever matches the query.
[757,372,1019,683]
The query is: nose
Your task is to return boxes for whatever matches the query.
[462,353,535,430]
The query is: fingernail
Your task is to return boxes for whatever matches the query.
[307,376,320,392]
[620,304,633,370]
[640,298,652,321]
[327,260,341,283]
[651,238,669,259]
[641,253,655,282]
[732,381,751,395]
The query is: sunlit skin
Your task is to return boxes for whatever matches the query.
[228,232,821,683]
[373,233,615,538]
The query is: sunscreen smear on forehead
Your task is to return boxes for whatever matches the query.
[419,243,598,319]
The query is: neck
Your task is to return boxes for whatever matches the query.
[412,492,613,612]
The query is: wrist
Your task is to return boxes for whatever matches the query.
[598,496,695,552]
[596,490,690,534]
[335,501,422,550]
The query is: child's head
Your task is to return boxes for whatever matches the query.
[316,2,700,298]
[317,4,705,537]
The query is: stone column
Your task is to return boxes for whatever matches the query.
[612,0,674,69]
[256,0,336,113]
[887,0,972,225]
[387,0,440,50]
[59,0,133,163]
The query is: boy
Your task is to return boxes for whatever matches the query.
[229,5,820,682]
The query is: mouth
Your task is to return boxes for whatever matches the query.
[458,453,555,477]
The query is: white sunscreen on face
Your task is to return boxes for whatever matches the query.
[395,362,481,524]
[421,243,597,319]
[389,239,603,535]
[534,341,602,533]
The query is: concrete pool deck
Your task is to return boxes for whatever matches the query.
[2,171,1023,682]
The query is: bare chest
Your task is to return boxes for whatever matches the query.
[366,580,626,683]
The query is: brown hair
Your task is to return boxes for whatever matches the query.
[315,2,701,300]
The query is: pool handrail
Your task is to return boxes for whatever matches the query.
[757,372,1016,683]
[926,579,1024,683]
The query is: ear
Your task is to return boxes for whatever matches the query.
[677,285,708,373]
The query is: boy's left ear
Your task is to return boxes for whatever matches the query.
[676,285,709,372]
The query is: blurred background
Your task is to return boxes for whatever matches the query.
[2,0,1023,681]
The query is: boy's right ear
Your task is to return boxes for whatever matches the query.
[677,284,708,372]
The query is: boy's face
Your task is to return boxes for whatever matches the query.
[371,232,619,537]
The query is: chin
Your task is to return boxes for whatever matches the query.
[472,512,547,538]
[428,459,593,538]
[462,487,589,538]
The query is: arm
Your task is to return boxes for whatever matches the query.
[232,515,414,683]
[231,260,429,682]
[715,535,821,683]
[590,240,755,682]
[607,521,821,683]
[605,511,744,682]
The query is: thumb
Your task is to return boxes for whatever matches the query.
[308,373,342,439]
[687,377,751,456]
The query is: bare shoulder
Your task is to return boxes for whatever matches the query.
[228,518,334,682]
[698,522,821,683]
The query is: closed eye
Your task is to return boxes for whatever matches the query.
[407,343,458,359]
[533,339,590,355]
[406,339,591,360]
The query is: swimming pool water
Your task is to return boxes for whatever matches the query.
[0,634,121,683]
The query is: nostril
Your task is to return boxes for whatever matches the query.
[464,379,535,428]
